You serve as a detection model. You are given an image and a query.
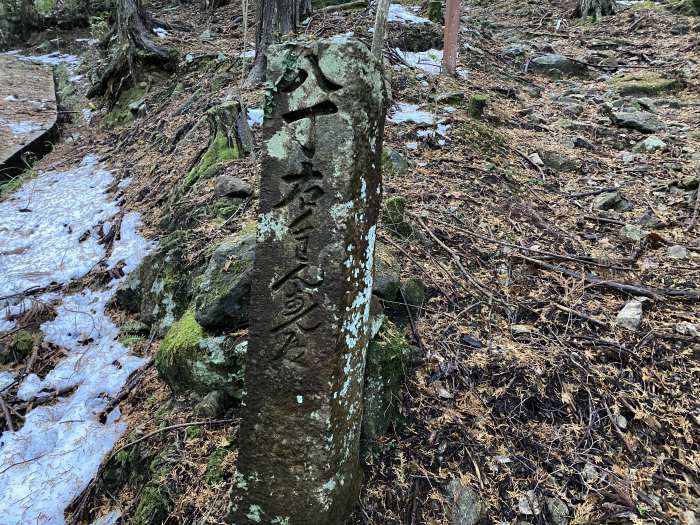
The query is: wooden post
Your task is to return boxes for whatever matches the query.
[443,0,461,76]
[371,0,392,59]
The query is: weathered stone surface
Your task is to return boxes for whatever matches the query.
[445,478,485,525]
[193,228,255,329]
[530,54,588,76]
[215,175,253,198]
[362,319,416,441]
[0,55,57,177]
[633,135,667,153]
[155,310,246,398]
[373,240,402,301]
[611,111,664,133]
[230,38,386,524]
[114,230,198,334]
[615,299,644,331]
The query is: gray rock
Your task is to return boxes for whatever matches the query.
[572,135,594,149]
[382,147,409,175]
[530,54,588,76]
[362,320,418,441]
[633,135,667,153]
[445,479,485,525]
[592,191,621,210]
[668,245,690,259]
[373,240,402,301]
[193,228,256,329]
[199,29,214,41]
[387,20,443,52]
[155,314,246,399]
[215,175,252,198]
[545,497,569,525]
[528,152,544,167]
[619,224,646,243]
[615,299,644,331]
[194,390,227,418]
[540,150,580,171]
[611,111,664,133]
[503,43,529,56]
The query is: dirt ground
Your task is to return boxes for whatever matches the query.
[9,0,700,523]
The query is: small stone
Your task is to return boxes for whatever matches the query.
[675,322,699,337]
[614,414,628,430]
[194,390,227,418]
[599,56,619,68]
[215,175,252,198]
[199,29,214,41]
[592,191,621,210]
[512,324,537,335]
[633,135,667,153]
[619,224,646,243]
[540,150,580,171]
[530,54,588,76]
[667,245,689,259]
[545,497,569,525]
[572,136,594,149]
[382,148,409,175]
[434,91,465,104]
[518,490,542,515]
[528,152,544,167]
[615,299,644,331]
[611,111,664,133]
[445,479,485,525]
[503,43,529,56]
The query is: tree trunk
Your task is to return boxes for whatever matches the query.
[19,0,39,41]
[246,0,311,85]
[443,0,461,76]
[88,0,175,100]
[574,0,616,19]
[371,0,391,59]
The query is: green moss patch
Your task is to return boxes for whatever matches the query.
[610,72,682,96]
[453,118,506,155]
[1,329,42,364]
[382,196,414,239]
[155,309,205,390]
[101,85,146,129]
[134,484,172,525]
[185,133,240,188]
[205,447,234,484]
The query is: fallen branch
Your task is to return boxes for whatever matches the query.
[553,303,609,329]
[516,254,700,301]
[319,0,367,12]
[0,395,14,432]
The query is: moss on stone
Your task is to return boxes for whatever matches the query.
[118,334,145,347]
[155,310,205,390]
[362,320,418,441]
[101,85,146,129]
[382,148,409,176]
[205,448,233,484]
[214,196,244,220]
[134,484,172,525]
[185,133,240,188]
[453,118,506,155]
[468,94,489,119]
[610,72,682,96]
[185,424,203,440]
[382,196,414,239]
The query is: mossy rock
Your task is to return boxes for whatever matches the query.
[214,196,245,220]
[134,484,172,525]
[670,0,700,14]
[114,230,200,334]
[382,196,415,239]
[184,132,240,188]
[155,311,246,398]
[362,320,420,441]
[1,329,42,364]
[373,240,402,301]
[101,85,146,129]
[401,277,426,314]
[382,148,409,176]
[205,447,234,484]
[468,94,489,119]
[387,20,443,52]
[193,230,256,329]
[453,118,506,155]
[610,72,683,96]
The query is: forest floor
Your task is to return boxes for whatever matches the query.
[1,0,699,524]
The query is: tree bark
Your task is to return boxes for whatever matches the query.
[88,0,175,100]
[247,0,311,85]
[574,0,616,19]
[19,0,39,41]
[371,0,391,59]
[443,0,460,76]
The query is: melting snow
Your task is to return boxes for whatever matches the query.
[388,103,435,125]
[0,155,153,525]
[395,48,443,75]
[17,51,81,68]
[153,27,169,38]
[387,4,431,24]
[1,118,43,135]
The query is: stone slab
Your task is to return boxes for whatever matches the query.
[0,55,57,178]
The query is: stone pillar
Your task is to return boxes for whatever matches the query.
[229,38,385,524]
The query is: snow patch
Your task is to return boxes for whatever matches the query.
[247,107,264,127]
[0,156,152,525]
[387,4,431,25]
[395,48,443,75]
[388,103,434,125]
